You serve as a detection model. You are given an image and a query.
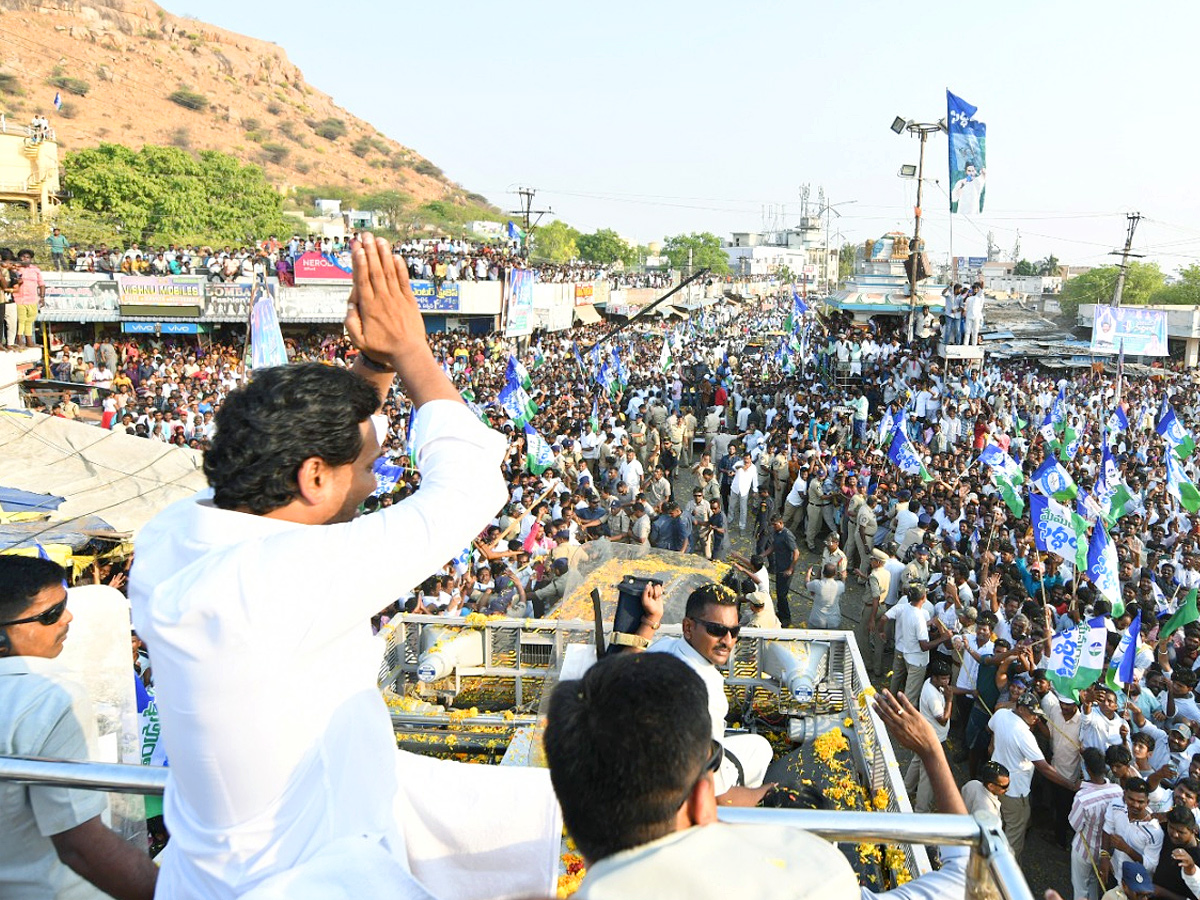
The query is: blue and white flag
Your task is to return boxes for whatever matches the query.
[878,408,895,444]
[498,380,537,427]
[1045,616,1108,702]
[506,355,533,392]
[1031,456,1077,502]
[1087,520,1120,606]
[1108,405,1129,435]
[792,289,808,317]
[1029,492,1078,558]
[524,424,556,475]
[887,429,932,482]
[947,90,987,215]
[979,443,1023,483]
[1158,402,1196,459]
[1108,611,1142,688]
[53,91,62,111]
[1038,412,1058,446]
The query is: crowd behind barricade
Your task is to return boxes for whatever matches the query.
[22,267,1200,898]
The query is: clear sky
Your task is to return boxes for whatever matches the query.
[161,0,1200,272]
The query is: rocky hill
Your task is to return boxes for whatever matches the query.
[0,0,496,218]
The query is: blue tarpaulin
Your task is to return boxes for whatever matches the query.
[0,486,65,514]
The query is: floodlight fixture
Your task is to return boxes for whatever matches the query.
[898,164,918,178]
[890,116,908,135]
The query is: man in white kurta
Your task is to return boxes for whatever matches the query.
[129,237,559,900]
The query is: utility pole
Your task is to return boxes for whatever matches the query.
[506,186,553,257]
[1110,211,1142,308]
[1110,212,1143,405]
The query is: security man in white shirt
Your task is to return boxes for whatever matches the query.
[0,555,159,900]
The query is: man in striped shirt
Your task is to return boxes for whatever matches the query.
[1070,747,1123,900]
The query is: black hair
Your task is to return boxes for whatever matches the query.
[1177,776,1200,798]
[1177,667,1199,690]
[1123,776,1150,796]
[1167,804,1199,831]
[0,555,67,623]
[928,657,951,678]
[1106,744,1133,769]
[544,653,711,863]
[980,761,1009,786]
[684,581,738,620]
[1081,747,1107,779]
[203,363,379,514]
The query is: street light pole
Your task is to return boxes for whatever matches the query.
[894,119,945,343]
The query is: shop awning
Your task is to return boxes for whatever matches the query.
[574,304,602,325]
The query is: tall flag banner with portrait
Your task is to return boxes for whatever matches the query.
[659,335,673,373]
[947,90,987,215]
[1087,521,1121,607]
[1031,456,1078,502]
[887,429,932,483]
[524,425,556,476]
[1158,402,1197,460]
[1029,493,1078,560]
[249,286,288,369]
[502,267,536,338]
[1045,616,1108,702]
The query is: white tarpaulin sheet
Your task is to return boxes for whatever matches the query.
[0,411,208,536]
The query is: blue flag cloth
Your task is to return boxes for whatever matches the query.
[792,289,808,316]
[1032,456,1077,502]
[947,90,987,215]
[1029,493,1078,558]
[1111,405,1129,433]
[1087,521,1121,606]
[888,429,931,481]
[1109,611,1142,687]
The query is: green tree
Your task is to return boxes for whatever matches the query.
[0,207,126,257]
[1149,265,1200,305]
[839,242,856,282]
[1013,259,1038,276]
[1059,262,1164,318]
[662,232,730,275]
[576,228,634,266]
[360,189,412,231]
[529,220,580,263]
[63,143,292,245]
[1038,254,1061,277]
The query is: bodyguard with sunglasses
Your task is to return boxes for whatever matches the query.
[0,555,158,899]
[636,581,776,807]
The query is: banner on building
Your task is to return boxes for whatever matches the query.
[204,281,275,320]
[41,280,119,316]
[121,321,201,335]
[574,283,594,306]
[503,268,536,338]
[294,251,353,284]
[947,90,987,215]
[411,280,460,312]
[118,275,206,307]
[1090,306,1168,356]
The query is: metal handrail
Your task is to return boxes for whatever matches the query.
[0,755,1030,900]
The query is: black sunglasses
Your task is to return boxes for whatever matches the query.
[0,597,68,628]
[691,617,741,640]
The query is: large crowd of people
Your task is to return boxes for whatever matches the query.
[12,228,1200,900]
[44,231,670,291]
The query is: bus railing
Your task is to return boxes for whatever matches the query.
[0,755,1028,900]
